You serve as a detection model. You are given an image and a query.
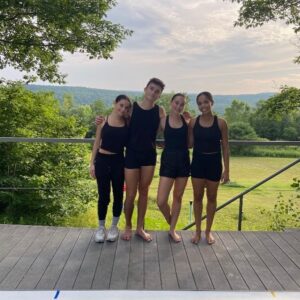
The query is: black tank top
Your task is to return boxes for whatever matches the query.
[164,115,188,151]
[127,102,160,152]
[193,115,222,154]
[100,117,128,154]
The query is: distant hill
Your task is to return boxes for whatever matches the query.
[26,84,274,114]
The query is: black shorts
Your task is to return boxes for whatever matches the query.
[125,148,157,169]
[191,152,222,182]
[159,150,190,178]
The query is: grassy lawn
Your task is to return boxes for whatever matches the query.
[63,156,300,231]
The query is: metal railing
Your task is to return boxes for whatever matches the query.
[1,137,300,146]
[1,137,299,231]
[182,157,300,231]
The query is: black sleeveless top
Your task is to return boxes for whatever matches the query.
[164,115,188,151]
[100,117,128,154]
[127,102,160,152]
[193,115,222,154]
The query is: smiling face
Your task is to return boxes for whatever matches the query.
[144,82,163,102]
[114,98,131,118]
[197,94,213,115]
[171,95,186,114]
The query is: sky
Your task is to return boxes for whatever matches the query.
[3,0,300,94]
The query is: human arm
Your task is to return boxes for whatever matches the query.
[188,117,196,148]
[89,124,102,179]
[158,106,166,132]
[219,118,230,184]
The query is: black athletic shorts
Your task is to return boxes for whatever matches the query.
[159,150,190,178]
[191,152,222,182]
[125,148,157,169]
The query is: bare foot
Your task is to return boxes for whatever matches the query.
[121,227,132,241]
[191,231,201,244]
[205,231,215,245]
[136,229,152,242]
[169,231,181,243]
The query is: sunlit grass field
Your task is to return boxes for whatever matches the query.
[63,155,300,231]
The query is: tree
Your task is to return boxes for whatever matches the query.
[228,0,300,63]
[260,86,300,117]
[229,122,258,140]
[0,83,95,224]
[0,1,132,83]
[224,99,252,124]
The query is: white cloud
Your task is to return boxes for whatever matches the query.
[2,0,299,93]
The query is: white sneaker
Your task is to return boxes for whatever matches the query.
[106,225,119,242]
[94,227,106,243]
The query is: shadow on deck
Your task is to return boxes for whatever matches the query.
[0,225,299,291]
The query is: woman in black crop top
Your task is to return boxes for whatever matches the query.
[95,78,166,243]
[156,93,190,242]
[90,95,131,243]
[188,92,230,245]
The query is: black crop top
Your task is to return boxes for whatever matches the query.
[127,102,160,152]
[164,115,188,151]
[193,115,222,154]
[100,118,128,154]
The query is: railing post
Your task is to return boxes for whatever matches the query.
[189,200,193,223]
[238,196,244,231]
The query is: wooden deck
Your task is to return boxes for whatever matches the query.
[0,224,299,291]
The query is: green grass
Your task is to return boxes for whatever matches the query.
[63,156,300,231]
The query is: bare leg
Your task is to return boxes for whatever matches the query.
[191,178,205,244]
[121,168,139,241]
[157,176,174,225]
[136,165,155,242]
[169,177,188,242]
[205,180,219,244]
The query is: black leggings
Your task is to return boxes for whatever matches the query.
[95,152,124,220]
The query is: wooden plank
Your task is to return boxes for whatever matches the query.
[257,232,300,288]
[199,234,231,290]
[17,228,68,290]
[55,229,93,290]
[213,233,248,290]
[230,232,282,290]
[110,236,130,290]
[170,231,196,290]
[127,234,144,290]
[0,225,31,263]
[267,232,300,268]
[181,231,213,290]
[290,230,300,242]
[219,232,265,290]
[144,231,161,290]
[36,228,81,290]
[0,226,43,284]
[244,232,296,290]
[156,231,178,290]
[73,232,104,290]
[92,237,117,289]
[0,227,55,289]
[279,232,300,254]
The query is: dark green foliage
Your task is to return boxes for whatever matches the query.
[259,86,300,117]
[0,83,96,224]
[224,99,253,124]
[260,178,300,231]
[0,0,132,83]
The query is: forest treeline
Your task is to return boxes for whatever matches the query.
[0,83,299,225]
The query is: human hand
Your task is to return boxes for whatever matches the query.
[95,115,104,126]
[90,164,96,179]
[221,171,230,184]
